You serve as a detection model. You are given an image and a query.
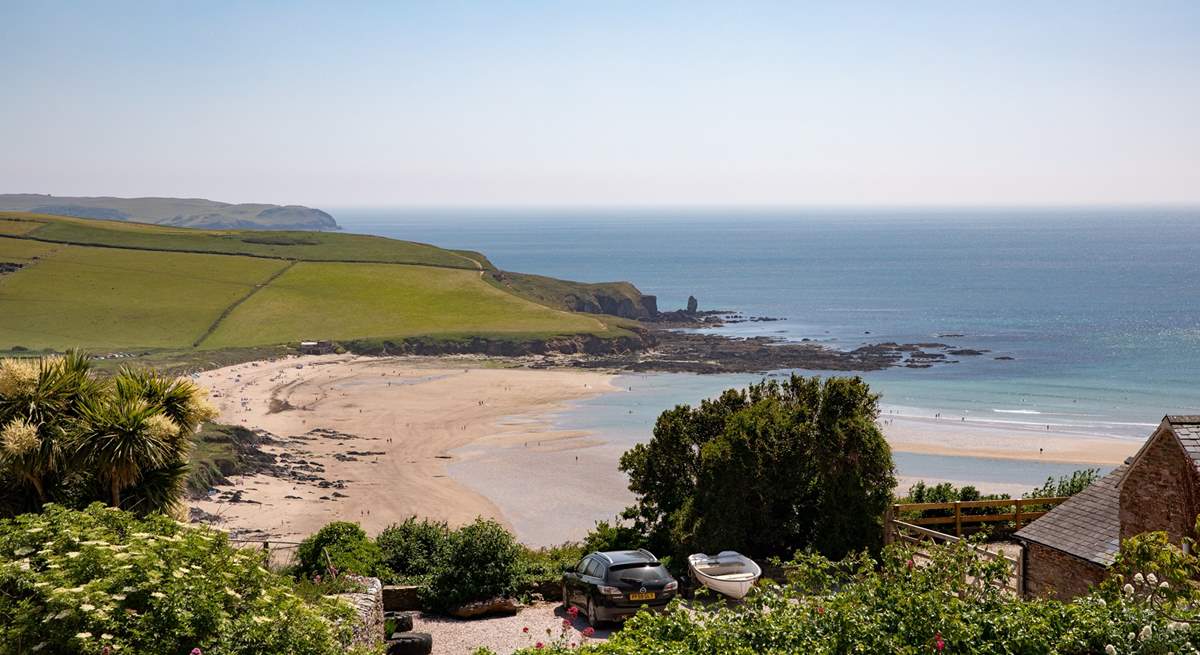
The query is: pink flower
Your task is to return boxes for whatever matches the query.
[522,626,529,633]
[535,642,544,649]
[567,606,579,618]
[934,631,944,651]
[907,559,915,569]
[817,606,825,615]
[562,619,571,629]
[191,649,203,655]
[582,627,595,638]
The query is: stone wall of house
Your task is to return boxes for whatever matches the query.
[338,576,385,648]
[1023,543,1107,601]
[1119,428,1200,544]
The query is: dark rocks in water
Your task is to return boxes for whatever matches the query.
[994,355,1015,360]
[947,348,988,356]
[686,295,699,314]
[936,333,966,338]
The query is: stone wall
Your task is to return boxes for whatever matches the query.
[1119,428,1200,544]
[338,576,385,648]
[1022,543,1107,601]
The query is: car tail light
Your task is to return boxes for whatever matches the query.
[664,581,678,592]
[598,585,622,596]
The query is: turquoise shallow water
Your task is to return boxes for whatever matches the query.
[340,208,1197,497]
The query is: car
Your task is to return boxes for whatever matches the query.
[562,549,678,627]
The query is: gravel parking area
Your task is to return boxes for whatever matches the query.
[414,602,614,655]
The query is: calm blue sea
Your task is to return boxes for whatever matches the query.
[336,208,1200,488]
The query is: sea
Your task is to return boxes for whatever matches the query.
[334,208,1200,504]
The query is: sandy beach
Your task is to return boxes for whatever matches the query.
[190,355,618,544]
[190,357,1145,547]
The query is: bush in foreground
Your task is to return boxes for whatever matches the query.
[0,503,363,655]
[422,518,523,612]
[296,521,383,579]
[376,516,451,582]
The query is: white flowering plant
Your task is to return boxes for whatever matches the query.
[0,503,372,655]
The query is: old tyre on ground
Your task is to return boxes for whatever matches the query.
[386,632,432,655]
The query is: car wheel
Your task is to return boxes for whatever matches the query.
[587,596,601,629]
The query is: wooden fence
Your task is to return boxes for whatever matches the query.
[888,496,1069,538]
[888,520,1025,595]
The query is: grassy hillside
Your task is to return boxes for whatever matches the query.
[204,261,611,348]
[0,211,629,354]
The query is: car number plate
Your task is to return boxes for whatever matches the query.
[629,592,655,601]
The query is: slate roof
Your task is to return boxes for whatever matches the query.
[1014,464,1127,567]
[1166,415,1200,475]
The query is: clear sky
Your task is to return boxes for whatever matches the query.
[2,1,1198,207]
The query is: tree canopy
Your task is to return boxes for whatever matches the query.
[618,375,895,559]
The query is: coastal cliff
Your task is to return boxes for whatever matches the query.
[0,194,339,230]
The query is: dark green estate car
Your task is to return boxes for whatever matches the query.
[562,549,678,626]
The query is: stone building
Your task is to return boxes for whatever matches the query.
[1014,415,1200,600]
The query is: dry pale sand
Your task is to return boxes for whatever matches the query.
[881,414,1141,466]
[189,355,617,545]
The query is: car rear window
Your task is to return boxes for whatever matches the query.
[608,563,668,581]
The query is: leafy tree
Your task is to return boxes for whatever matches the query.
[296,521,383,578]
[619,375,895,560]
[1025,468,1100,498]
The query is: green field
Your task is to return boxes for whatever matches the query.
[204,262,611,348]
[3,212,489,269]
[0,212,631,354]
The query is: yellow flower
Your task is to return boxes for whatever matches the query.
[0,358,39,397]
[145,413,181,442]
[1,419,39,457]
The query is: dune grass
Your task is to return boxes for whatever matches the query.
[0,244,286,350]
[203,261,616,348]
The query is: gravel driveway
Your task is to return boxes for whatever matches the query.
[414,602,615,655]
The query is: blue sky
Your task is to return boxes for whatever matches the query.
[2,1,1197,207]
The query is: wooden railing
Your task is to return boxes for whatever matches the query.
[888,496,1069,538]
[888,520,1024,595]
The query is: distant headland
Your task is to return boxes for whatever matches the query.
[0,194,339,230]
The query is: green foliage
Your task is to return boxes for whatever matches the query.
[0,353,216,517]
[582,519,647,553]
[376,516,451,581]
[422,518,524,612]
[519,542,586,588]
[0,503,360,655]
[619,375,895,560]
[510,537,1200,655]
[296,521,383,578]
[1025,468,1101,498]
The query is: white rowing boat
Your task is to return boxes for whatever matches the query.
[687,551,762,599]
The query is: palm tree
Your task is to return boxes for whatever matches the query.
[73,396,184,508]
[0,352,98,504]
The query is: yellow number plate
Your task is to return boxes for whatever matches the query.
[629,592,656,601]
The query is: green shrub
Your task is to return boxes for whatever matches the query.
[582,519,646,553]
[519,542,586,588]
[0,503,361,655]
[422,518,523,612]
[376,516,451,581]
[296,521,382,578]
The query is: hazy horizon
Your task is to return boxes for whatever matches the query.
[3,2,1198,207]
